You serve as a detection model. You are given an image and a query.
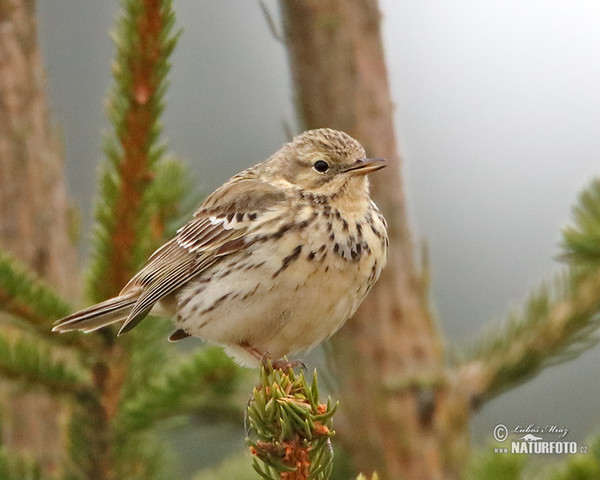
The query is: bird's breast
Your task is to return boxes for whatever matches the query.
[174,199,387,364]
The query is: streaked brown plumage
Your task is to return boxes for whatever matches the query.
[53,128,388,366]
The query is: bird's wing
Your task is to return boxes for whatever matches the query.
[117,175,286,334]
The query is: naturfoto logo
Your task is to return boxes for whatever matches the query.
[492,423,587,455]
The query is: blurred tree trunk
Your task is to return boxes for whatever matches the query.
[0,0,79,472]
[280,1,469,478]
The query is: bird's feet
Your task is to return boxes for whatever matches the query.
[262,355,306,372]
[241,344,306,371]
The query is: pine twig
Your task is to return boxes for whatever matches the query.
[457,270,600,406]
[0,447,47,480]
[457,177,600,407]
[61,2,183,479]
[87,0,181,302]
[117,346,245,434]
[0,329,90,398]
[0,251,70,329]
[246,362,337,480]
[562,178,600,273]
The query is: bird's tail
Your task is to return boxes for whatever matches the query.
[52,292,139,334]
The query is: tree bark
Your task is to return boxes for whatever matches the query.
[0,0,79,471]
[279,1,469,478]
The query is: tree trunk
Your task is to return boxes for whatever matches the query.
[0,0,79,471]
[279,1,469,478]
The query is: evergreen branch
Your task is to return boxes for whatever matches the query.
[0,251,88,350]
[457,177,600,406]
[116,346,247,434]
[0,447,47,480]
[113,432,174,480]
[463,432,600,480]
[118,319,172,407]
[457,269,600,406]
[193,453,257,480]
[87,0,181,302]
[64,398,114,480]
[462,443,526,480]
[142,156,189,244]
[562,178,600,272]
[545,431,600,480]
[0,250,71,329]
[0,329,90,398]
[246,363,337,480]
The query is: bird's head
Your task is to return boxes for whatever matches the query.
[264,128,387,199]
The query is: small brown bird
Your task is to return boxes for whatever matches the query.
[53,128,388,366]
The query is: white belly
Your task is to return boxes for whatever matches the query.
[174,215,385,366]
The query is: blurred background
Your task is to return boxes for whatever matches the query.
[37,0,600,449]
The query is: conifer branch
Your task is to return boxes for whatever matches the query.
[457,178,600,406]
[87,0,181,302]
[116,346,246,434]
[457,268,600,406]
[246,363,337,480]
[0,329,91,398]
[0,251,71,330]
[538,432,600,479]
[0,447,47,480]
[562,178,600,273]
[462,444,526,480]
[64,399,114,480]
[112,431,173,480]
[59,2,187,479]
[0,252,88,351]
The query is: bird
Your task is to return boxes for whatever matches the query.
[53,128,388,366]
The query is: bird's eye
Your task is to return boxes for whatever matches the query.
[312,160,330,173]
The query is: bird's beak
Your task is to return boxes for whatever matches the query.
[344,157,387,175]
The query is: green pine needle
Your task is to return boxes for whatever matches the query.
[117,345,246,434]
[462,444,526,480]
[246,362,337,480]
[456,270,600,400]
[0,328,90,398]
[0,448,45,480]
[86,0,183,302]
[457,176,600,401]
[114,431,174,480]
[562,178,600,271]
[0,250,71,329]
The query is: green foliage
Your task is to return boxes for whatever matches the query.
[144,156,191,237]
[0,448,45,480]
[462,445,526,480]
[117,345,247,434]
[0,328,89,396]
[456,178,600,399]
[0,1,249,479]
[547,433,600,480]
[113,431,175,480]
[562,178,600,273]
[463,433,600,480]
[63,401,105,480]
[246,362,337,479]
[0,251,71,328]
[457,270,600,399]
[86,0,182,302]
[193,452,256,480]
